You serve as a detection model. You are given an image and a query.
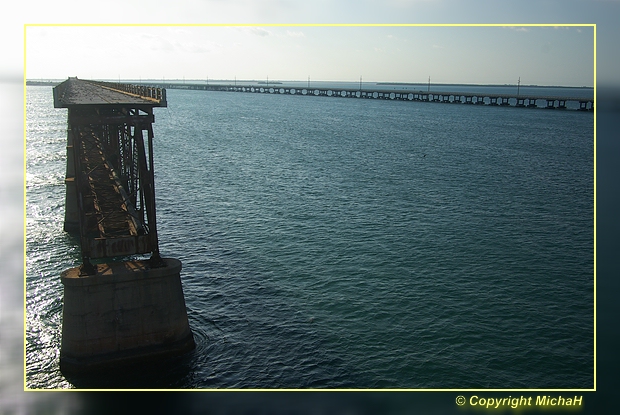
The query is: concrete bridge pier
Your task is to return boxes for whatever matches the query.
[60,258,195,373]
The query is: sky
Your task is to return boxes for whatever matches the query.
[25,24,594,87]
[3,0,618,89]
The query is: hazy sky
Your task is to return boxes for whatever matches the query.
[26,25,593,87]
[2,0,617,87]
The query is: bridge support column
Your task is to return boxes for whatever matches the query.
[579,101,593,111]
[64,126,79,232]
[59,258,195,374]
[63,177,79,232]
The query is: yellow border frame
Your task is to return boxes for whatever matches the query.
[23,23,596,393]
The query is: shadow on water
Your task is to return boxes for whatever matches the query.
[62,349,197,389]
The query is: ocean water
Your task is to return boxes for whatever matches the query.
[25,84,594,389]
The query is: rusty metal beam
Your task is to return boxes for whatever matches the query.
[67,114,154,126]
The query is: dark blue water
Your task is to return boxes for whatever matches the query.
[26,84,594,389]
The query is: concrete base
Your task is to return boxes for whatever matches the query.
[60,258,195,374]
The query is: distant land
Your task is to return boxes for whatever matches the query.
[26,80,61,86]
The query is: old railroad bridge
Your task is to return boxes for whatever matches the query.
[52,77,194,374]
[152,81,594,111]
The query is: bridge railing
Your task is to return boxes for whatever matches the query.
[85,79,167,106]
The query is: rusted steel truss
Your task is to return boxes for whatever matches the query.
[68,105,163,274]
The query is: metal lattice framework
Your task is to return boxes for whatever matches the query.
[54,78,167,274]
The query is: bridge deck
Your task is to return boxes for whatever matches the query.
[54,78,166,108]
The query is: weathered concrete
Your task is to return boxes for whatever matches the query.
[60,258,195,374]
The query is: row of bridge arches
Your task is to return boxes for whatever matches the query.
[225,86,593,110]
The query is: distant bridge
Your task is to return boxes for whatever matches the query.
[153,82,594,111]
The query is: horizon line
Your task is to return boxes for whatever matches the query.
[25,78,594,89]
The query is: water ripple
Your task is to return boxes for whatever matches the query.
[26,86,594,389]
